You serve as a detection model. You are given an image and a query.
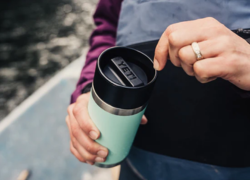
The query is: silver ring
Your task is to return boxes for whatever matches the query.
[191,42,203,60]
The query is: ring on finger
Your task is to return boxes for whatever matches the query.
[191,42,204,60]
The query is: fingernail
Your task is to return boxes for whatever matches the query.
[86,161,93,165]
[154,59,160,70]
[89,131,98,140]
[95,157,105,162]
[97,150,108,158]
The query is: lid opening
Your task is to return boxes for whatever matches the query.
[99,47,155,88]
[93,46,157,109]
[103,56,147,87]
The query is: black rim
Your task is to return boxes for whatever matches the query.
[97,46,157,90]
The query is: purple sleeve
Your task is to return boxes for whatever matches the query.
[71,0,122,103]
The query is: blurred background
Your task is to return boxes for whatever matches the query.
[0,0,118,179]
[0,0,97,120]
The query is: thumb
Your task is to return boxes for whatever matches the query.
[140,115,148,125]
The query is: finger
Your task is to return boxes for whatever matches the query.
[70,141,86,163]
[169,41,181,67]
[193,57,226,83]
[66,115,74,141]
[154,20,197,70]
[154,19,208,70]
[69,95,100,140]
[76,132,108,157]
[72,137,105,164]
[75,94,100,140]
[66,116,86,162]
[154,29,170,71]
[68,108,108,157]
[180,62,194,76]
[153,21,195,70]
[178,39,223,66]
[140,115,148,125]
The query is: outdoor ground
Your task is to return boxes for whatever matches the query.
[0,0,98,120]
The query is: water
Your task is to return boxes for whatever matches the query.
[0,0,98,120]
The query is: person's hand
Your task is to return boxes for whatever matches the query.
[154,17,250,91]
[66,92,148,165]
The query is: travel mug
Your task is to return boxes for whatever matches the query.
[88,47,157,167]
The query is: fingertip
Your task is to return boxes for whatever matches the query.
[67,104,74,114]
[154,56,167,71]
[153,59,160,71]
[89,131,99,140]
[141,115,148,125]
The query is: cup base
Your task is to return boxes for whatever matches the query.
[94,159,125,168]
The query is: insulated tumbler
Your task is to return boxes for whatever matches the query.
[88,47,157,168]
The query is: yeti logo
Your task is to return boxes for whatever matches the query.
[111,57,143,87]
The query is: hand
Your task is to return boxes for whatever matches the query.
[154,17,250,91]
[66,92,148,165]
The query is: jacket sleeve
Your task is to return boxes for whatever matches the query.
[71,0,122,103]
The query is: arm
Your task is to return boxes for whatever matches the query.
[71,0,122,103]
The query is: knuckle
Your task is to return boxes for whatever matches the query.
[168,32,178,46]
[188,72,195,76]
[165,24,175,36]
[204,17,227,35]
[67,104,74,114]
[76,94,87,102]
[172,60,181,67]
[174,61,181,67]
[199,77,209,84]
[181,63,194,76]
[212,23,227,35]
[72,103,82,116]
[178,48,186,61]
[205,17,217,23]
[186,69,195,76]
[169,53,181,67]
[79,117,91,132]
[85,142,95,153]
[193,63,205,78]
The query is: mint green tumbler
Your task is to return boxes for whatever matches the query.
[88,47,157,168]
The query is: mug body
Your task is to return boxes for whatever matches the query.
[88,46,157,168]
[88,88,146,167]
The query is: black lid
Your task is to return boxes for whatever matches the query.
[93,46,157,109]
